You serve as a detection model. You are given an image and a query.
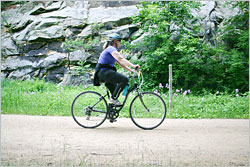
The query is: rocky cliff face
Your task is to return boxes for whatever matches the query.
[1,1,237,86]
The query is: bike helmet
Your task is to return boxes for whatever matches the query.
[107,33,122,41]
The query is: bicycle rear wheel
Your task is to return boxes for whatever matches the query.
[129,92,167,130]
[71,91,108,128]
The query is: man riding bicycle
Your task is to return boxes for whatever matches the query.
[94,33,140,106]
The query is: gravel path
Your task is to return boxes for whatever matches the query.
[1,114,249,166]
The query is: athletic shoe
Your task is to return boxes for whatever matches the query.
[109,98,122,106]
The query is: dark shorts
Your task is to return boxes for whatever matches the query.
[98,69,129,99]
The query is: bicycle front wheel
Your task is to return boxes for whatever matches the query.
[71,91,108,128]
[129,92,167,130]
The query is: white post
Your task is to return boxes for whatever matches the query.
[169,64,173,109]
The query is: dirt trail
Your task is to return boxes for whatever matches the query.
[1,114,249,166]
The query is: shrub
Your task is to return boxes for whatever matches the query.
[124,1,249,93]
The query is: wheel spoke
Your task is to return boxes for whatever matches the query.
[71,91,108,128]
[130,92,166,130]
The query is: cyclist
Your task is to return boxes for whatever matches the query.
[94,33,140,105]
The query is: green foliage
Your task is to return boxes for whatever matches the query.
[168,93,249,119]
[125,1,249,93]
[127,1,203,91]
[69,60,91,76]
[64,38,85,52]
[91,23,104,35]
[218,1,249,92]
[1,79,248,119]
[27,78,47,92]
[221,2,249,54]
[63,23,104,52]
[1,79,79,116]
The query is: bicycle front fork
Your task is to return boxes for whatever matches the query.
[137,92,150,112]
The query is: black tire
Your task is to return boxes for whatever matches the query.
[71,91,108,128]
[129,92,167,130]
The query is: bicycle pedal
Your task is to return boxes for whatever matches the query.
[110,119,117,123]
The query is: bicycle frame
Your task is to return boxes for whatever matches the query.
[98,81,139,112]
[88,70,148,114]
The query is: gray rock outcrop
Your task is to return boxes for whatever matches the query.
[1,1,139,84]
[1,1,237,86]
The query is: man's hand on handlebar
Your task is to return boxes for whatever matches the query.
[130,64,140,77]
[134,64,140,70]
[128,64,140,76]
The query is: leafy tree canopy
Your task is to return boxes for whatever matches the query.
[123,1,249,94]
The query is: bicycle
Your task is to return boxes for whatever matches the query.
[71,70,167,130]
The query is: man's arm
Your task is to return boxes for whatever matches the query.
[112,51,138,69]
[116,61,133,72]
